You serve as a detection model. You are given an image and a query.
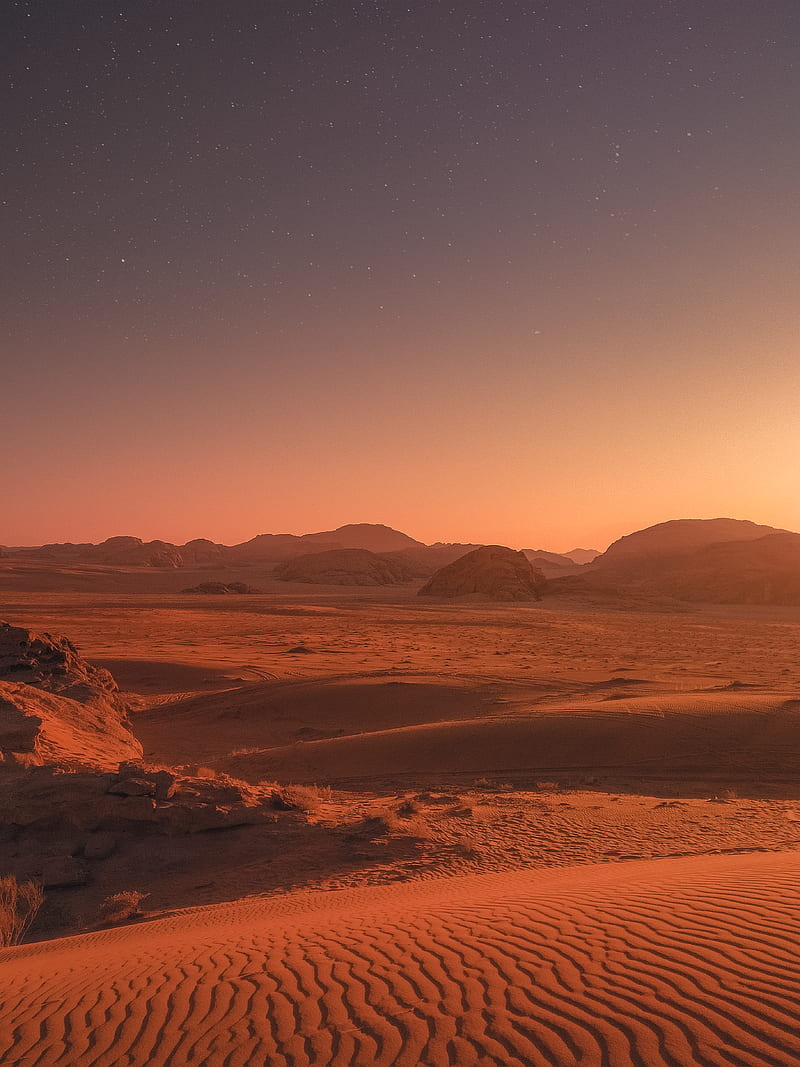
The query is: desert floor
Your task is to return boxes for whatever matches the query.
[2,575,800,1064]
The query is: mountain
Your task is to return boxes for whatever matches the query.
[395,542,482,577]
[275,549,416,586]
[230,523,424,563]
[418,546,547,601]
[522,549,583,578]
[643,531,800,605]
[295,523,422,553]
[593,518,785,574]
[9,524,424,569]
[564,548,601,564]
[16,536,184,568]
[572,519,800,605]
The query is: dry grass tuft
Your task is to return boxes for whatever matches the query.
[99,890,148,924]
[0,876,44,947]
[269,784,331,813]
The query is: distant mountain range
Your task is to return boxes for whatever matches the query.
[2,524,598,577]
[4,517,800,604]
[3,524,425,569]
[554,518,800,605]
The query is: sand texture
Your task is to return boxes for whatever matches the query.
[2,850,799,1066]
[2,575,800,1066]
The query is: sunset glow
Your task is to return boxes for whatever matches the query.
[4,1,798,552]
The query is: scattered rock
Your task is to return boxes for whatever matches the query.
[269,789,299,811]
[107,777,156,797]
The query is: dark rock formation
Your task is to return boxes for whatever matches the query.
[275,548,416,586]
[418,546,546,601]
[0,622,141,769]
[581,519,800,605]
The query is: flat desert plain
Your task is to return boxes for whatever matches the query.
[2,573,800,1065]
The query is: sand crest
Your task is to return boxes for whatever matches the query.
[2,850,799,1066]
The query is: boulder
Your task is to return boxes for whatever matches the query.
[418,546,547,601]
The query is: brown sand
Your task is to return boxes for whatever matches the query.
[2,851,799,1066]
[2,578,800,1064]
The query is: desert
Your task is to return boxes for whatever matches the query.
[5,3,799,1061]
[2,519,800,1065]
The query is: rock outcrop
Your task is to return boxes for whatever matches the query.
[0,762,276,839]
[0,622,141,769]
[418,546,546,601]
[275,549,416,586]
[0,762,286,905]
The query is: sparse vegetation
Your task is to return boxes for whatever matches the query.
[99,890,148,924]
[453,836,480,860]
[0,876,44,947]
[269,784,331,813]
[372,808,430,839]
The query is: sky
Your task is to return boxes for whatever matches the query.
[3,0,799,551]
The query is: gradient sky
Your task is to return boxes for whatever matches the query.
[3,1,799,551]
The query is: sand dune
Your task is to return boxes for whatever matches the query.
[4,585,800,1065]
[135,674,497,766]
[2,850,799,1066]
[138,679,800,790]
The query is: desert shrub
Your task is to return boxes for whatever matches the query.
[99,890,148,924]
[372,809,430,839]
[403,815,431,840]
[269,784,330,813]
[454,836,480,859]
[0,876,44,947]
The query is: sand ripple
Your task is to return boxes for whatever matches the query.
[2,851,799,1066]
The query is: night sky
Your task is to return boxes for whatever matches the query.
[3,1,799,549]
